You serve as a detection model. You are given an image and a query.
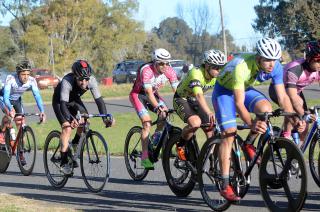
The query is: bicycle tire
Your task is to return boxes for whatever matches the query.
[259,137,307,211]
[0,129,12,173]
[80,130,110,192]
[43,130,69,188]
[124,126,149,181]
[231,135,250,198]
[162,126,197,197]
[17,126,37,176]
[309,136,320,187]
[197,136,231,211]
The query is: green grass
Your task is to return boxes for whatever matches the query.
[22,83,173,104]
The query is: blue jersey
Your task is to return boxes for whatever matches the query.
[0,73,44,112]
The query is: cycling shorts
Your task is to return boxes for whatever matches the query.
[173,93,210,123]
[52,99,88,125]
[212,82,269,131]
[0,97,24,114]
[129,92,166,118]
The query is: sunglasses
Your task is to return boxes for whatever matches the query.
[76,76,90,81]
[209,64,224,70]
[156,62,170,66]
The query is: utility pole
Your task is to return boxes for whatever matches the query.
[219,0,227,57]
[50,36,55,75]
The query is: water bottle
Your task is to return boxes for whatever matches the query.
[291,130,300,145]
[10,128,16,141]
[151,131,162,148]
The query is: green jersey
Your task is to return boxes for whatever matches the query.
[176,66,216,98]
[217,54,283,90]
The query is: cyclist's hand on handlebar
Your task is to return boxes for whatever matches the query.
[39,112,46,123]
[9,108,15,119]
[70,118,79,129]
[207,112,215,128]
[104,115,115,128]
[156,105,168,120]
[295,120,306,133]
[251,120,267,134]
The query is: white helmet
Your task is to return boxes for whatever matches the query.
[256,38,282,60]
[203,49,226,66]
[152,48,171,62]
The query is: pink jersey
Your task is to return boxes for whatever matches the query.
[131,62,179,94]
[284,58,320,93]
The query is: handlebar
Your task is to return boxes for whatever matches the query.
[255,108,302,122]
[15,113,41,117]
[75,111,113,120]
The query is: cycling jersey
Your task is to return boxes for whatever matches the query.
[0,73,44,112]
[52,73,107,123]
[213,53,282,131]
[176,66,216,98]
[284,58,320,93]
[217,54,283,90]
[130,62,178,117]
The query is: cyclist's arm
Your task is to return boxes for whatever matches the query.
[286,87,305,116]
[145,87,159,108]
[234,88,252,126]
[30,80,44,113]
[89,77,108,122]
[3,83,13,113]
[196,92,213,115]
[274,84,294,112]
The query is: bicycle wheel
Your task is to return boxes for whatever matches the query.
[309,136,320,187]
[0,130,12,173]
[43,130,69,188]
[80,130,109,192]
[124,126,149,181]
[259,137,307,211]
[162,127,196,197]
[16,126,36,176]
[197,136,231,211]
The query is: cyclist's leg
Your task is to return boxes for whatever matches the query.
[52,101,74,174]
[129,92,154,169]
[212,83,240,201]
[0,98,9,145]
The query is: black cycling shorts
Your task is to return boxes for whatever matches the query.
[52,99,88,125]
[173,93,210,123]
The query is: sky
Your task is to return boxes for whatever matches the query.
[0,0,261,48]
[133,0,262,48]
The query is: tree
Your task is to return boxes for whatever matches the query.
[0,0,43,56]
[152,17,193,61]
[0,26,19,70]
[252,0,320,57]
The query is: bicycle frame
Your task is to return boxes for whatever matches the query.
[300,106,320,153]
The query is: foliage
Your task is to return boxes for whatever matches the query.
[0,26,18,69]
[252,0,320,58]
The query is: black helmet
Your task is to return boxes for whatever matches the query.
[72,60,93,78]
[16,59,32,73]
[305,40,320,62]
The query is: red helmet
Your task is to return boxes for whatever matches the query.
[305,40,320,62]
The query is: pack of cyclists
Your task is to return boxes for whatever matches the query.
[1,38,319,206]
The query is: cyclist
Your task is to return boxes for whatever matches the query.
[173,49,226,160]
[0,59,46,165]
[129,48,179,170]
[269,40,320,146]
[52,59,114,175]
[212,38,305,201]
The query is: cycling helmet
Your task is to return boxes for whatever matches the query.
[16,59,32,73]
[256,38,282,60]
[72,60,92,78]
[152,48,171,62]
[305,40,320,61]
[203,49,226,66]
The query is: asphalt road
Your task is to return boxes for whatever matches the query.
[0,84,320,211]
[0,153,319,211]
